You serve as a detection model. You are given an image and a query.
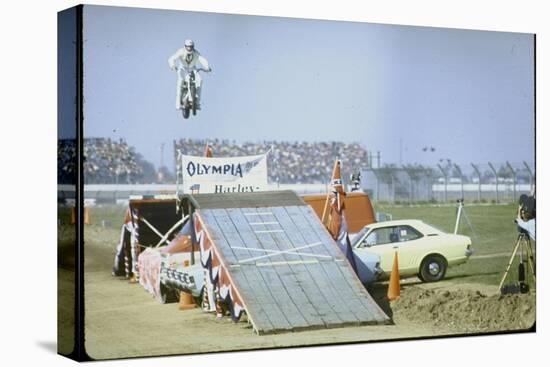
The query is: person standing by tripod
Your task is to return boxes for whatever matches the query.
[499,193,536,294]
[516,193,535,240]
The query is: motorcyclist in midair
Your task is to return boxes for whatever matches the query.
[168,39,212,110]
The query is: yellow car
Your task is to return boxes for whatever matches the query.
[351,219,473,282]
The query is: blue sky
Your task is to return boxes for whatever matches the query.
[78,5,534,169]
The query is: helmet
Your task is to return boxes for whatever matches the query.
[184,39,195,51]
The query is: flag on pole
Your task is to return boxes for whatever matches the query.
[190,183,201,194]
[204,142,213,158]
[326,160,358,273]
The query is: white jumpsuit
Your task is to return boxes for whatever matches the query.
[168,48,211,109]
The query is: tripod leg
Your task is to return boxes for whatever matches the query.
[525,239,536,280]
[454,204,462,235]
[462,209,478,240]
[498,238,522,290]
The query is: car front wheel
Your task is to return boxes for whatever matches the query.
[419,255,447,282]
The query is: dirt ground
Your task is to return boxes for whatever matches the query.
[57,216,535,360]
[63,226,533,360]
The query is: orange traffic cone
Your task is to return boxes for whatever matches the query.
[387,250,401,301]
[84,207,90,225]
[178,291,196,310]
[70,207,90,225]
[178,260,197,310]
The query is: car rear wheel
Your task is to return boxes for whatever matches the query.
[419,255,447,282]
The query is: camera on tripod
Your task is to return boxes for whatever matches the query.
[518,194,536,221]
[515,193,535,238]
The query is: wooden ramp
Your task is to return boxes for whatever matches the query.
[187,191,390,334]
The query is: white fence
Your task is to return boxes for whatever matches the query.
[362,161,535,203]
[58,167,535,205]
[58,183,329,204]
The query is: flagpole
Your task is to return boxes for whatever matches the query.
[321,160,339,225]
[176,149,182,213]
[269,144,280,190]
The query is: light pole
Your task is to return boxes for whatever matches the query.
[488,162,499,203]
[160,143,165,169]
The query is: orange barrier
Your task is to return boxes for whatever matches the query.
[302,192,376,233]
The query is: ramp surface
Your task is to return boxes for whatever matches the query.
[190,191,390,334]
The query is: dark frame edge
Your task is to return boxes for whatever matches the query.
[74,4,92,361]
[57,4,93,362]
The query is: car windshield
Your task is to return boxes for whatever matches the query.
[352,226,370,246]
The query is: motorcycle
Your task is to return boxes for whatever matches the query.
[176,67,203,119]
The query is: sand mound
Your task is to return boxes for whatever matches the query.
[392,286,535,333]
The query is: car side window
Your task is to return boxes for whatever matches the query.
[397,225,423,242]
[360,227,399,247]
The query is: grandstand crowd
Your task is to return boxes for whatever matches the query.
[58,138,156,184]
[174,138,369,184]
[59,138,369,184]
[58,138,534,195]
[58,139,77,184]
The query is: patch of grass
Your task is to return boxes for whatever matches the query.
[447,255,535,288]
[447,256,506,286]
[88,204,127,227]
[373,203,536,287]
[83,204,127,247]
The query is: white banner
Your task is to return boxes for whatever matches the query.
[180,153,268,194]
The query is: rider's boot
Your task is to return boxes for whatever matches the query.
[175,91,182,110]
[195,86,202,110]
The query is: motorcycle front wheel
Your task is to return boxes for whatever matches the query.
[182,107,190,119]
